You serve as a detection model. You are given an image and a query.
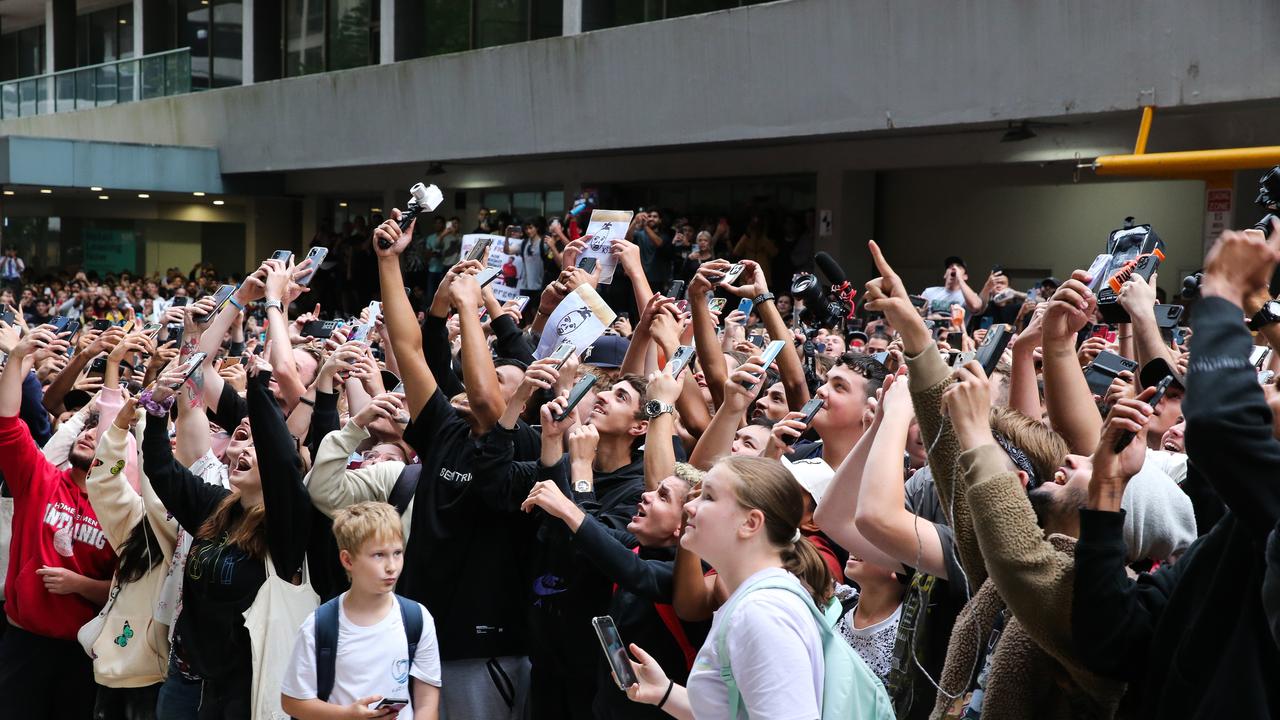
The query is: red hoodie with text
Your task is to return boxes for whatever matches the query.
[0,415,117,640]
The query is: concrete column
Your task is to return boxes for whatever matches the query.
[563,0,583,35]
[47,0,75,72]
[243,0,255,84]
[380,0,395,64]
[132,0,144,59]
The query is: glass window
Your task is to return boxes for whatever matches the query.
[476,0,527,50]
[286,0,326,76]
[210,2,243,88]
[585,0,762,31]
[426,0,471,56]
[328,0,373,71]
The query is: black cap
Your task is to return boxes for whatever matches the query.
[1139,357,1185,391]
[943,256,966,270]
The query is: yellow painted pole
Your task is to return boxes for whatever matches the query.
[1092,146,1280,177]
[1134,106,1154,155]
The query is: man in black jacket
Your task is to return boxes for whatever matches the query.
[1072,224,1280,718]
[475,358,651,720]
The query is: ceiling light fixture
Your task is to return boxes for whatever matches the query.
[40,189,52,194]
[193,191,206,197]
[98,195,109,200]
[213,200,225,206]
[138,193,150,199]
[90,186,103,192]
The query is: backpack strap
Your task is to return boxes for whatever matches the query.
[389,465,421,515]
[714,576,829,719]
[397,595,423,672]
[314,597,342,703]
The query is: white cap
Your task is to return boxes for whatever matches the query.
[782,455,835,506]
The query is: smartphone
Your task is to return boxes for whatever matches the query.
[741,339,787,388]
[592,616,639,691]
[297,246,328,286]
[1250,344,1271,370]
[196,284,237,325]
[908,295,928,311]
[348,322,374,345]
[945,331,963,348]
[721,263,745,286]
[1153,304,1184,329]
[0,308,15,325]
[465,238,492,263]
[550,339,576,369]
[667,280,686,301]
[477,267,501,288]
[785,397,825,445]
[373,698,409,712]
[142,322,162,339]
[554,374,598,421]
[974,324,1012,376]
[170,352,207,388]
[1113,375,1173,453]
[871,351,890,366]
[667,345,696,380]
[270,250,293,263]
[707,297,727,313]
[1085,253,1114,293]
[1090,323,1111,340]
[1083,350,1139,396]
[513,295,531,313]
[1171,326,1189,347]
[51,316,73,332]
[736,298,754,320]
[170,296,190,308]
[301,319,342,339]
[577,256,597,273]
[91,319,113,331]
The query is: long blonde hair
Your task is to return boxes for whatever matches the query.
[718,456,834,607]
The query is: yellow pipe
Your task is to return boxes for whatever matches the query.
[1093,146,1280,177]
[1134,106,1154,155]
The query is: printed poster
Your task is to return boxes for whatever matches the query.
[533,284,618,360]
[578,210,634,284]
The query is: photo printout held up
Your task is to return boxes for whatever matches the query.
[533,284,618,360]
[459,233,525,303]
[577,210,635,285]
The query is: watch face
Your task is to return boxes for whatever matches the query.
[1267,301,1280,318]
[644,399,661,418]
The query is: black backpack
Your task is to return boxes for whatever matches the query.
[314,465,423,702]
[314,594,424,703]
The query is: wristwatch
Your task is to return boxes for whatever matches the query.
[574,479,593,494]
[644,399,676,419]
[753,292,776,306]
[263,299,284,314]
[1248,299,1280,331]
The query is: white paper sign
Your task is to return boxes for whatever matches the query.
[460,233,525,299]
[578,210,634,284]
[533,284,618,360]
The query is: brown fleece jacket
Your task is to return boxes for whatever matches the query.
[905,346,1126,720]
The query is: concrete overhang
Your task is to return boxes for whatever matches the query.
[0,136,223,194]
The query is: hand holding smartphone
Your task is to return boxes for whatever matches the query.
[592,616,639,691]
[554,375,598,421]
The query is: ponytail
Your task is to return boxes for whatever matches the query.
[718,456,835,607]
[782,534,836,607]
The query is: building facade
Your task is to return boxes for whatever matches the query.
[0,0,1276,295]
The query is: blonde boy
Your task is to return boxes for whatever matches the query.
[282,502,441,719]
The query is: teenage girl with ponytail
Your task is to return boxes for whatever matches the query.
[625,456,834,719]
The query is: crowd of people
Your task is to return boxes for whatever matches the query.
[0,199,1277,720]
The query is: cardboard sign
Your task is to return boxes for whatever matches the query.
[578,210,634,284]
[533,284,617,360]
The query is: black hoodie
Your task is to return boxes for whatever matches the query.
[1072,296,1280,718]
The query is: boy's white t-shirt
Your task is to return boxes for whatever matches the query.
[281,593,442,718]
[686,567,824,720]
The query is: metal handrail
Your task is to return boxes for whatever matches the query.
[0,47,192,121]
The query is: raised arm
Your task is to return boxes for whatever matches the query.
[305,420,404,518]
[261,258,312,411]
[643,369,680,492]
[1117,273,1177,372]
[1185,225,1280,536]
[852,372,948,578]
[1008,306,1046,421]
[141,397,229,534]
[245,363,310,580]
[1041,271,1103,454]
[374,213,437,419]
[723,260,808,410]
[450,274,503,432]
[687,262,730,409]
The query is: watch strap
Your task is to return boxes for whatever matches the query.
[753,292,776,306]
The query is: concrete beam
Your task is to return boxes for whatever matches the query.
[9,0,1280,174]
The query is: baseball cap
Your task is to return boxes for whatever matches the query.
[1139,357,1185,392]
[582,335,630,369]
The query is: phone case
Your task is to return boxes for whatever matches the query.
[555,375,598,421]
[592,616,638,690]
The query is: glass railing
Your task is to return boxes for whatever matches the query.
[0,48,191,121]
